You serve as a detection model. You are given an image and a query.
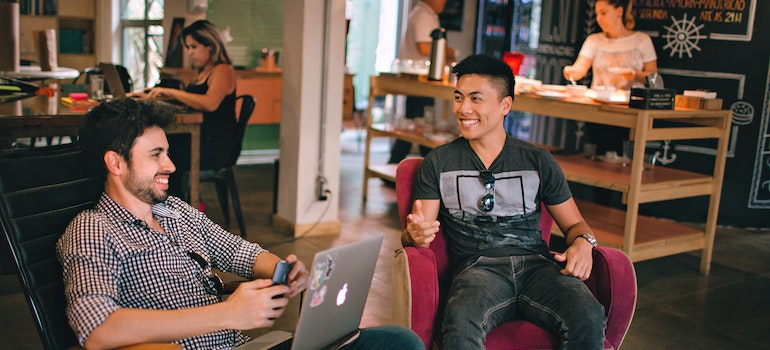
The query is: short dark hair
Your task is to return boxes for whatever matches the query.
[78,99,175,179]
[452,54,516,100]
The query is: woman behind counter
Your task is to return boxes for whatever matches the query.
[132,20,237,199]
[563,0,659,156]
[563,0,657,89]
[564,0,659,207]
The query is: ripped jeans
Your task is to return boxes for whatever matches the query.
[442,254,606,350]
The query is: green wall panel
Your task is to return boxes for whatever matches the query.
[243,124,280,150]
[208,0,283,68]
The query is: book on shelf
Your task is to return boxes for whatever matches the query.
[19,0,57,16]
[59,28,93,54]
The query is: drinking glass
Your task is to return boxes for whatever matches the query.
[90,75,104,100]
[583,142,597,159]
[644,153,657,169]
[622,140,634,160]
[423,106,435,135]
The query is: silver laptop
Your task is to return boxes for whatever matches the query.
[240,235,384,350]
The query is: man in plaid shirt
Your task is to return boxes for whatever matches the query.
[58,99,422,349]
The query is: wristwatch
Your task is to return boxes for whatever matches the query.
[577,233,598,248]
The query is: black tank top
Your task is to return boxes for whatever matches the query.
[184,68,237,170]
[185,74,237,129]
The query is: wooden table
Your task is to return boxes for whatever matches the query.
[364,74,731,275]
[0,95,203,208]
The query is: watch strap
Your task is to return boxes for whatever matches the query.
[577,233,598,247]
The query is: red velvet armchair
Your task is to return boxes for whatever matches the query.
[395,158,637,350]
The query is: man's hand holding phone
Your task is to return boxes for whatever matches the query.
[271,260,293,286]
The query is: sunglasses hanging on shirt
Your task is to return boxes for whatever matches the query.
[477,170,496,213]
[187,251,224,297]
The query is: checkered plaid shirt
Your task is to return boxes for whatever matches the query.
[57,194,267,349]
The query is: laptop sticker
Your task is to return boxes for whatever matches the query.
[310,254,337,291]
[310,259,326,291]
[324,254,336,278]
[310,285,327,307]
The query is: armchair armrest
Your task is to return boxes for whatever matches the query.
[404,246,441,349]
[587,247,637,349]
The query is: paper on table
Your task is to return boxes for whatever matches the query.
[683,90,717,99]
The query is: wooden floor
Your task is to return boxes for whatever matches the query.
[2,129,770,349]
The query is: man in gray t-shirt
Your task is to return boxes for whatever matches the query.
[402,54,607,349]
[415,135,571,267]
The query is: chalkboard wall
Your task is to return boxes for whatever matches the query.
[529,0,768,228]
[633,0,768,228]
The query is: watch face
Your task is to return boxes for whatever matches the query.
[581,234,597,247]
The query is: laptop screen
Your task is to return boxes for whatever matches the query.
[234,236,383,350]
[101,63,126,99]
[291,235,383,350]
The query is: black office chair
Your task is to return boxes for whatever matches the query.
[199,95,255,237]
[0,144,99,349]
[154,77,185,90]
[0,144,181,350]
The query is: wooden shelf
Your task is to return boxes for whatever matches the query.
[367,164,398,183]
[362,75,731,275]
[18,0,97,72]
[553,153,714,203]
[553,200,704,261]
[368,124,456,149]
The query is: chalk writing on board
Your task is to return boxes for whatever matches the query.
[634,0,756,42]
[662,13,708,58]
[748,72,770,209]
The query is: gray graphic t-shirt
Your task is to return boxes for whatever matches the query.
[415,136,572,267]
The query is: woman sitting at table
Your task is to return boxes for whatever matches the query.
[130,19,236,199]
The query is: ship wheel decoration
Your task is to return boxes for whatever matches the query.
[662,13,708,59]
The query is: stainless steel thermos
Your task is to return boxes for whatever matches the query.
[428,28,447,81]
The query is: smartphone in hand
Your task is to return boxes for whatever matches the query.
[272,260,293,286]
[271,260,293,302]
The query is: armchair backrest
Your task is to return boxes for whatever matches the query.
[395,157,554,278]
[0,144,102,350]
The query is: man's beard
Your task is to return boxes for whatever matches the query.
[126,169,170,204]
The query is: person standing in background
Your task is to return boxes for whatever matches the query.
[563,0,658,156]
[388,0,456,167]
[563,0,658,206]
[131,20,237,200]
[563,0,657,91]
